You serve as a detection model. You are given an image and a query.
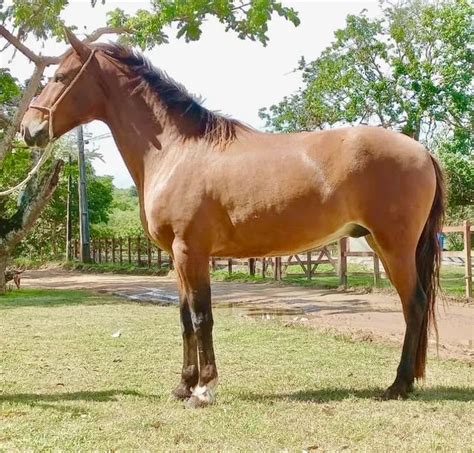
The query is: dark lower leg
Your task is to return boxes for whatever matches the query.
[186,285,218,407]
[172,297,199,400]
[385,282,426,399]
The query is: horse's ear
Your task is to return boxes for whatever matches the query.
[64,27,90,61]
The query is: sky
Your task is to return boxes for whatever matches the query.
[3,0,381,188]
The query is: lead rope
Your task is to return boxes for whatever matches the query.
[0,49,97,197]
[0,143,54,197]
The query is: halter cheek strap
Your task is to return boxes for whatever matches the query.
[29,48,97,141]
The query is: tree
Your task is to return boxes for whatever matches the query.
[260,0,472,210]
[92,186,143,239]
[0,0,299,293]
[16,159,115,260]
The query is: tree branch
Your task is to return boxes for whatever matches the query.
[43,26,129,65]
[0,25,40,63]
[1,24,129,66]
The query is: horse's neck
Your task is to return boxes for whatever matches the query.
[103,88,180,192]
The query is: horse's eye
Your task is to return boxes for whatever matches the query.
[55,73,66,83]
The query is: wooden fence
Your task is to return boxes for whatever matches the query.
[73,237,173,270]
[74,221,472,298]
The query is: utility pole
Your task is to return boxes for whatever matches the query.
[77,125,91,263]
[65,154,73,261]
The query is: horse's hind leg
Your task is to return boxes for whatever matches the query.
[367,235,427,399]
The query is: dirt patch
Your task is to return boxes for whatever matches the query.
[20,268,473,362]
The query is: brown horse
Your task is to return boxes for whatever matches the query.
[21,30,445,408]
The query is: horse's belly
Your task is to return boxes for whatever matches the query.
[210,205,355,257]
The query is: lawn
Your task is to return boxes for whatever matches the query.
[0,289,472,451]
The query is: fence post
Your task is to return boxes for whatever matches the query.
[127,237,132,264]
[373,253,381,286]
[147,238,152,268]
[464,220,472,299]
[157,248,162,270]
[228,258,232,275]
[249,258,256,276]
[274,257,282,281]
[98,239,102,263]
[112,237,116,263]
[137,237,142,266]
[119,237,123,264]
[261,258,266,279]
[306,251,312,280]
[104,238,109,263]
[338,238,348,287]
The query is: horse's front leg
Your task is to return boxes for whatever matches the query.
[172,277,199,400]
[172,239,217,408]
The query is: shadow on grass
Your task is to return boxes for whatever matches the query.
[0,389,161,415]
[0,289,117,309]
[239,386,474,403]
[0,389,158,404]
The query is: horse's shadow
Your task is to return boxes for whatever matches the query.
[1,386,471,413]
[0,389,160,414]
[239,386,474,403]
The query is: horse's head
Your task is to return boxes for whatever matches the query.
[21,29,106,147]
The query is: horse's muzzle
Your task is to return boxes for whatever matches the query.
[20,117,50,148]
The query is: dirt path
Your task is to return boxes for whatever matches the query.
[21,269,473,361]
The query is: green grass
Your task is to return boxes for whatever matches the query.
[1,290,472,450]
[212,263,468,297]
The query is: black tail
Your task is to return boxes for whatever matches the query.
[414,154,446,378]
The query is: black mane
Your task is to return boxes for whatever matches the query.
[94,42,248,145]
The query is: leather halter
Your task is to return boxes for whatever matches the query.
[29,48,97,141]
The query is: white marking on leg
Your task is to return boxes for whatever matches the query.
[191,378,218,404]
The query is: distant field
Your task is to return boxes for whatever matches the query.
[1,289,472,451]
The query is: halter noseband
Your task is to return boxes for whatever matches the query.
[29,48,97,141]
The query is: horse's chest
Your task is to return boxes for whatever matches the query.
[141,175,204,249]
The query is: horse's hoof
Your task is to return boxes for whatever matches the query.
[171,384,192,401]
[185,395,212,409]
[382,382,411,400]
[184,385,216,409]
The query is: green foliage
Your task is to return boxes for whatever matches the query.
[2,0,298,50]
[91,186,143,238]
[260,0,472,210]
[0,0,69,42]
[107,0,299,49]
[0,145,32,220]
[0,70,20,106]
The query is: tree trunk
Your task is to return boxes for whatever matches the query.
[0,160,63,294]
[0,250,7,295]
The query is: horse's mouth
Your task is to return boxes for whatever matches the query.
[21,121,50,148]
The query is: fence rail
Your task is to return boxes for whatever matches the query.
[75,221,472,299]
